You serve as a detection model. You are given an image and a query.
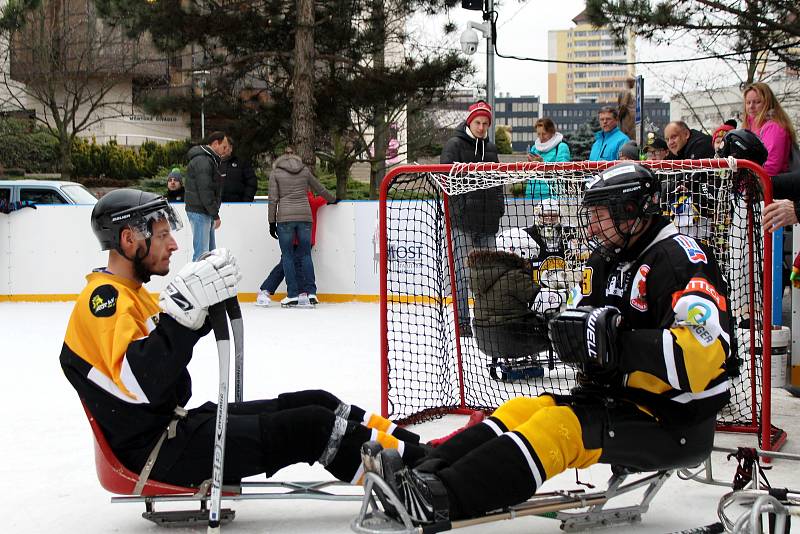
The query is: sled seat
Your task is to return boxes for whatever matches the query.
[82,402,206,496]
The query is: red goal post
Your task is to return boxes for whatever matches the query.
[378,159,785,453]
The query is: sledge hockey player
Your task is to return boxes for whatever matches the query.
[468,228,552,380]
[362,162,732,526]
[60,189,428,490]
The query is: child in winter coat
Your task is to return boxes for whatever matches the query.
[467,228,551,360]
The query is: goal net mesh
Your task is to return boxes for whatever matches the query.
[381,160,771,441]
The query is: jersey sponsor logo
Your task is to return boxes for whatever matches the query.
[89,284,118,317]
[629,264,650,311]
[682,277,728,311]
[686,301,712,325]
[673,294,722,346]
[673,235,707,264]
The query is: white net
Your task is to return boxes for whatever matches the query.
[381,160,778,445]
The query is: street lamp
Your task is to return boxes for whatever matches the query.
[192,70,210,140]
[460,4,495,142]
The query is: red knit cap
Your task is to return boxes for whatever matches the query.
[712,123,734,142]
[466,100,492,126]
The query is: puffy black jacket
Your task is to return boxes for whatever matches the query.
[667,129,714,160]
[221,156,258,202]
[440,122,504,234]
[184,145,222,217]
[467,249,549,359]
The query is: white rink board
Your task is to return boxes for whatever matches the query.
[0,201,382,297]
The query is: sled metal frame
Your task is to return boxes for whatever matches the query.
[351,468,672,534]
[83,298,362,528]
[677,446,800,489]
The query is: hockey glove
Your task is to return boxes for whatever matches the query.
[159,249,242,330]
[269,222,278,240]
[548,306,622,376]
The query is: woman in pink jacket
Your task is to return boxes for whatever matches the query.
[742,82,797,176]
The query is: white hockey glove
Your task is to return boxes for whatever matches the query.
[159,249,242,330]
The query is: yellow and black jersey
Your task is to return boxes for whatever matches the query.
[571,216,731,424]
[60,270,208,469]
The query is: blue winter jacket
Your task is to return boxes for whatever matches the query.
[589,127,630,161]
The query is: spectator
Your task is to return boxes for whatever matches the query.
[185,131,231,261]
[712,120,737,156]
[165,168,185,202]
[440,100,505,336]
[258,190,327,307]
[525,118,570,199]
[742,82,798,176]
[617,76,636,139]
[588,106,630,162]
[221,152,259,202]
[664,121,714,160]
[617,141,640,161]
[644,135,668,161]
[268,148,336,307]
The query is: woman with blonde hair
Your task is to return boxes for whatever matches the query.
[742,82,797,175]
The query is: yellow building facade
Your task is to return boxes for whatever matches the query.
[547,10,635,103]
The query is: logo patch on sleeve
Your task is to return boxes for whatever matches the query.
[629,264,650,311]
[673,235,707,264]
[89,285,118,317]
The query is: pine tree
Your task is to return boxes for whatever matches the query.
[564,117,599,161]
[495,126,512,154]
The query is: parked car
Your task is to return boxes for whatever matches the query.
[0,180,97,205]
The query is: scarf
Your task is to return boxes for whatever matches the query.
[535,132,563,154]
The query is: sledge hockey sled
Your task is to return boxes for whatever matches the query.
[81,298,362,528]
[352,465,673,534]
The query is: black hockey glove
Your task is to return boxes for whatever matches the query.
[548,306,622,376]
[269,222,278,240]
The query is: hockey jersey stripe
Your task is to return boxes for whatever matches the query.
[484,418,505,436]
[662,329,681,390]
[87,356,149,404]
[671,380,730,404]
[506,431,545,488]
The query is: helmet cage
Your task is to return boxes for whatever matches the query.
[100,197,182,251]
[116,199,183,242]
[580,179,658,260]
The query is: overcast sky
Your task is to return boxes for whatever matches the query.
[410,1,752,104]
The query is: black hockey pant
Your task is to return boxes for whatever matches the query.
[147,389,424,487]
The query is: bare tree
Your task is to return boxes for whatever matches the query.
[0,0,161,180]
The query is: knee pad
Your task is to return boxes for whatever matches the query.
[493,395,556,430]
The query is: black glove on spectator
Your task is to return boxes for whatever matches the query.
[269,222,278,240]
[548,306,622,376]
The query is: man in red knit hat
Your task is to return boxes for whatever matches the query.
[440,99,504,337]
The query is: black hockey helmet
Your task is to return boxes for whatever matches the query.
[91,189,182,252]
[581,163,660,260]
[718,129,768,166]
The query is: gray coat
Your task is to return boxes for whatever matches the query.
[268,154,335,223]
[185,145,223,217]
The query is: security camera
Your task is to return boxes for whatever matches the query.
[460,28,480,55]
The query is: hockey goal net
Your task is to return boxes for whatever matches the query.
[379,159,786,452]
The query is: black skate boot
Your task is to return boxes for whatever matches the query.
[361,441,450,525]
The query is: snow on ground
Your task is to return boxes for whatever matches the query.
[2,301,798,533]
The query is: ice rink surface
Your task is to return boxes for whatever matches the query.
[2,301,798,533]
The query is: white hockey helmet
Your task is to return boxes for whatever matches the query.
[534,198,561,226]
[495,228,541,260]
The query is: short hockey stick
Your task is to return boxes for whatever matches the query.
[225,297,244,403]
[207,302,230,533]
